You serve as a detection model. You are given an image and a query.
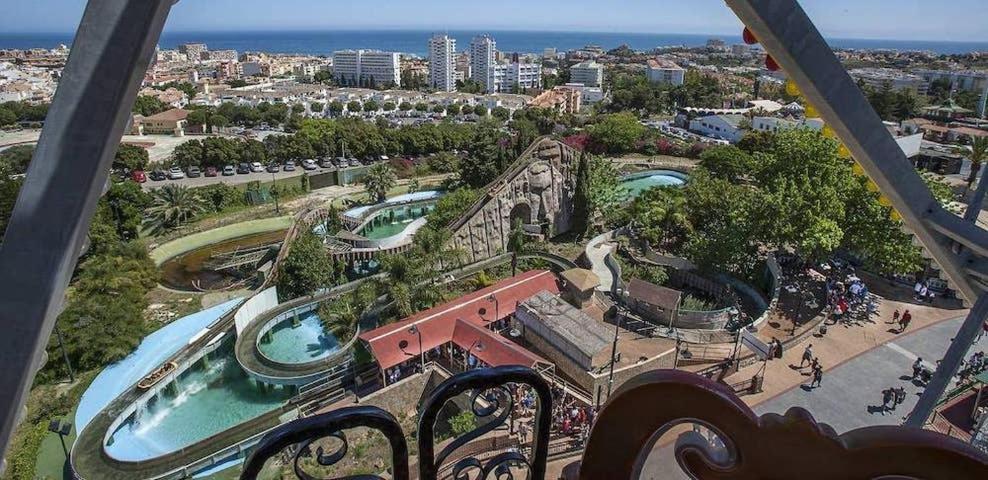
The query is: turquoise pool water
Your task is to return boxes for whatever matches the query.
[357,202,435,240]
[104,342,292,461]
[257,310,340,364]
[620,170,687,200]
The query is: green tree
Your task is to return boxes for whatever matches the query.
[961,136,988,191]
[445,104,461,116]
[432,104,446,114]
[425,187,480,229]
[427,152,459,173]
[382,102,396,112]
[491,106,510,121]
[143,184,205,234]
[363,100,380,112]
[364,162,398,203]
[570,152,592,236]
[104,181,150,240]
[698,145,756,182]
[133,95,167,116]
[398,102,413,112]
[588,112,645,154]
[329,101,345,116]
[112,144,149,171]
[278,230,336,301]
[459,122,510,188]
[347,100,362,113]
[588,156,624,222]
[0,107,16,126]
[473,105,488,117]
[460,104,474,115]
[507,219,527,276]
[310,102,325,113]
[0,145,34,174]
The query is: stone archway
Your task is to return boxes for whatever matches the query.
[509,201,533,227]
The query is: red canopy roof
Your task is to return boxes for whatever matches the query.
[359,270,560,370]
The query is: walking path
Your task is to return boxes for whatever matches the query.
[584,231,617,293]
[547,287,973,479]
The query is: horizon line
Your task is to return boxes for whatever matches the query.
[2,27,988,45]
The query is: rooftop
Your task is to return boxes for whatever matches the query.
[519,291,611,359]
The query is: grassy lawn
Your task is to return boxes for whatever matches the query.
[33,404,78,480]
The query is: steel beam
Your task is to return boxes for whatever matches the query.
[725,0,988,427]
[0,0,173,459]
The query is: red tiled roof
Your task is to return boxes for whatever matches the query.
[359,270,560,371]
[451,319,547,368]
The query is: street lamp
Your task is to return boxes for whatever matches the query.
[54,323,75,383]
[270,169,280,214]
[487,293,499,328]
[408,325,424,372]
[466,339,485,370]
[48,419,72,461]
[606,306,625,399]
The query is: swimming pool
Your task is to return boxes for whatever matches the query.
[357,202,436,240]
[619,170,688,200]
[257,309,340,364]
[104,341,293,461]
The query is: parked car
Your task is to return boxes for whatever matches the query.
[266,162,281,173]
[284,160,296,171]
[187,166,202,178]
[319,158,335,168]
[250,162,264,173]
[205,166,218,177]
[167,166,185,180]
[222,165,235,176]
[130,170,147,183]
[237,163,251,174]
[335,157,347,168]
[302,159,318,170]
[149,170,167,181]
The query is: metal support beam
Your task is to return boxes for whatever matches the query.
[0,0,173,459]
[906,294,988,427]
[725,0,988,427]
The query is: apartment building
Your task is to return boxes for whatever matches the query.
[470,35,496,91]
[333,50,401,88]
[489,62,542,93]
[205,49,238,62]
[915,69,988,117]
[429,34,457,92]
[178,43,207,63]
[570,61,604,87]
[646,58,685,86]
[849,68,928,96]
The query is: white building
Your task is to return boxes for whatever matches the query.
[915,69,988,117]
[563,83,604,104]
[178,43,207,63]
[206,49,238,62]
[689,114,745,142]
[570,61,604,87]
[751,116,824,133]
[490,62,542,93]
[646,59,685,86]
[332,50,401,88]
[429,34,457,92]
[470,35,496,91]
[849,68,928,96]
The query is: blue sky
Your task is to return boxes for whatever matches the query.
[2,0,986,42]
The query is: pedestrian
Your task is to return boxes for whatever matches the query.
[774,338,784,359]
[912,358,924,380]
[810,357,820,372]
[800,344,814,368]
[810,365,823,388]
[881,388,893,413]
[892,309,900,325]
[892,387,906,410]
[900,310,912,333]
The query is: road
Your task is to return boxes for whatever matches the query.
[637,315,986,479]
[141,165,337,190]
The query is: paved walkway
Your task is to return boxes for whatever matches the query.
[547,288,973,479]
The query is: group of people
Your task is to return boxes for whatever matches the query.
[891,309,913,334]
[510,383,596,447]
[913,280,936,304]
[826,274,874,325]
[958,351,986,384]
[880,386,907,413]
[800,343,824,389]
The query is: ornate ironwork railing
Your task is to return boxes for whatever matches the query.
[241,366,987,480]
[241,365,553,480]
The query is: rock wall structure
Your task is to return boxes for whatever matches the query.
[449,138,580,263]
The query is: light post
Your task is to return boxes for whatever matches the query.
[48,419,71,461]
[408,325,424,373]
[606,306,624,400]
[466,339,485,370]
[487,293,499,329]
[54,323,74,383]
[270,169,280,214]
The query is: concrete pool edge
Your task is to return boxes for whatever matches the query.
[149,217,293,266]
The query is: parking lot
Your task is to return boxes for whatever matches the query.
[140,163,338,189]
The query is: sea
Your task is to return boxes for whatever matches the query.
[2,30,987,56]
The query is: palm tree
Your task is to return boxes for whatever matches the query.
[143,184,205,234]
[378,253,422,318]
[363,162,397,203]
[507,219,527,276]
[962,136,988,192]
[318,283,377,340]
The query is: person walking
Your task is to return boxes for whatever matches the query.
[810,364,823,388]
[892,309,900,325]
[899,310,912,333]
[912,358,924,380]
[881,388,894,414]
[892,387,906,411]
[800,344,814,368]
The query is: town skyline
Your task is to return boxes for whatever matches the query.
[2,0,988,43]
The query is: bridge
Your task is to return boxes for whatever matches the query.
[203,243,280,271]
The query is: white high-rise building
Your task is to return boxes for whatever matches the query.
[570,61,604,87]
[490,63,542,93]
[332,50,401,87]
[470,35,496,91]
[429,34,457,92]
[646,59,685,86]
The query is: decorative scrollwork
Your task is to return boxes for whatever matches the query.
[580,369,988,480]
[241,405,409,480]
[418,365,552,480]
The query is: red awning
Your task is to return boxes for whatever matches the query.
[359,270,560,371]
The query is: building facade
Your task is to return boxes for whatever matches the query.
[178,43,207,63]
[646,59,685,85]
[429,34,456,92]
[915,69,988,117]
[469,35,496,91]
[333,50,401,88]
[850,68,929,96]
[570,61,604,87]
